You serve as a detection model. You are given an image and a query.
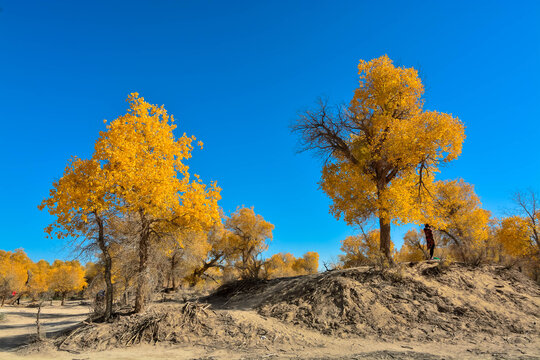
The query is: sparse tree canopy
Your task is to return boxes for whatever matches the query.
[496,191,540,261]
[396,229,430,262]
[39,157,117,319]
[339,229,395,267]
[226,207,274,279]
[434,179,491,264]
[292,55,465,261]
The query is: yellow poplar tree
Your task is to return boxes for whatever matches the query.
[94,93,221,312]
[48,260,86,305]
[396,229,429,262]
[292,55,465,261]
[498,191,540,261]
[27,260,51,301]
[265,253,298,278]
[186,222,237,286]
[39,157,117,319]
[497,216,539,260]
[339,230,395,267]
[433,179,491,264]
[265,252,319,279]
[292,251,319,275]
[0,250,29,306]
[226,207,274,279]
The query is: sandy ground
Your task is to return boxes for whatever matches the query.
[0,300,89,350]
[0,300,538,359]
[1,264,539,359]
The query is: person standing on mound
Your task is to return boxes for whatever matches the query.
[423,224,435,260]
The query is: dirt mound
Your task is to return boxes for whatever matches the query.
[56,301,310,352]
[51,263,540,357]
[210,262,540,345]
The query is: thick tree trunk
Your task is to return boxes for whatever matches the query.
[95,214,113,321]
[102,250,114,319]
[376,175,394,265]
[134,234,149,312]
[61,293,66,306]
[379,216,393,264]
[134,212,150,313]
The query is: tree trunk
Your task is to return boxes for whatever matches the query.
[170,255,177,290]
[61,293,66,306]
[102,250,114,320]
[95,214,113,321]
[1,296,5,307]
[134,212,150,313]
[379,216,393,264]
[36,301,43,341]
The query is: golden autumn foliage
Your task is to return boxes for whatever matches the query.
[226,207,274,279]
[183,221,238,286]
[94,93,221,312]
[496,214,539,262]
[265,252,319,279]
[39,93,222,314]
[39,158,110,239]
[94,93,221,230]
[395,229,430,262]
[495,192,540,266]
[294,55,465,260]
[48,260,86,305]
[38,155,116,318]
[0,250,29,305]
[433,179,491,264]
[339,230,395,267]
[26,259,51,300]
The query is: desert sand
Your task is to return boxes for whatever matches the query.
[1,262,539,359]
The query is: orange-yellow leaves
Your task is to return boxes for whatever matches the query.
[0,249,29,297]
[265,252,319,279]
[496,216,537,259]
[39,157,109,239]
[319,55,465,230]
[40,93,221,245]
[49,260,86,294]
[94,93,221,227]
[339,230,395,267]
[353,55,424,119]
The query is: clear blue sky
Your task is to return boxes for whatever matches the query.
[0,1,539,265]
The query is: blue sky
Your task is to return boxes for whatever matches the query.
[0,1,539,265]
